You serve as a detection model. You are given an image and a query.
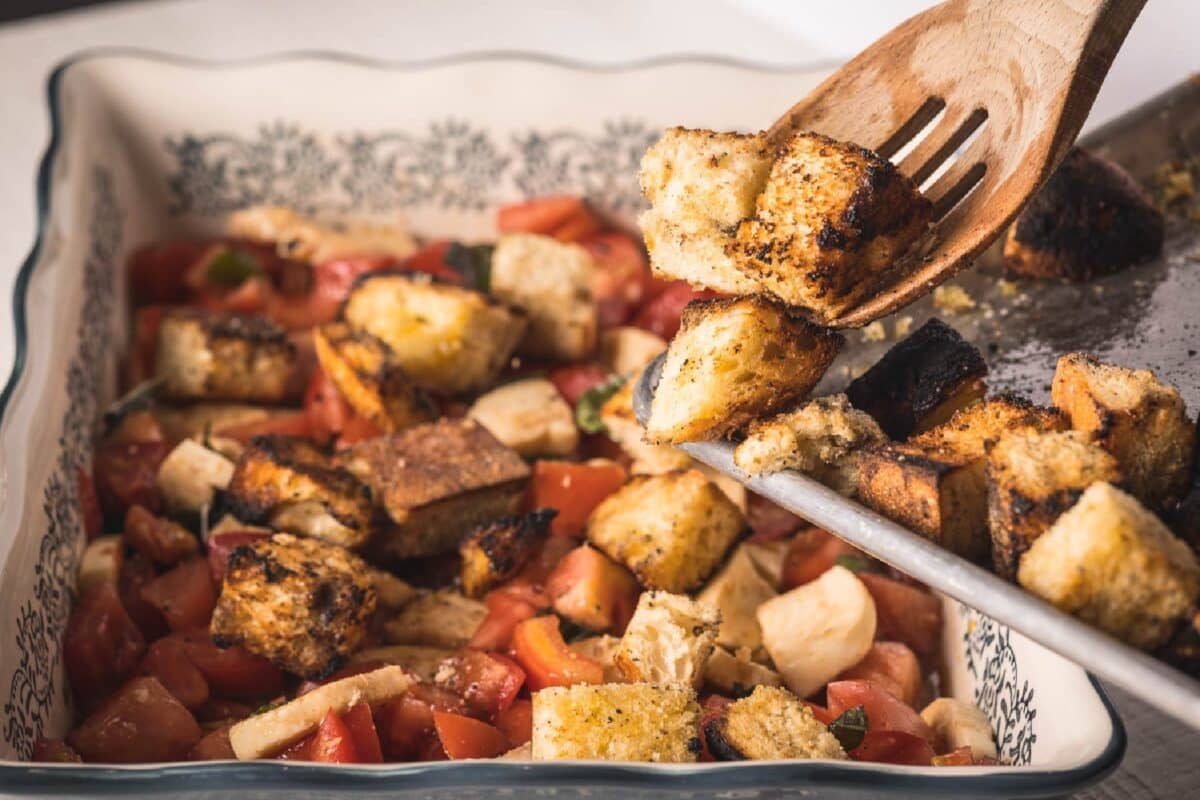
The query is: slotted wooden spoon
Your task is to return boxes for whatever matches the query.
[772,0,1147,328]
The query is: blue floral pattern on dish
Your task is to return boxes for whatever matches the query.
[960,603,1037,765]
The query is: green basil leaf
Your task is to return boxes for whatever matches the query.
[206,248,262,288]
[575,374,626,435]
[835,554,879,574]
[443,242,494,293]
[828,705,869,751]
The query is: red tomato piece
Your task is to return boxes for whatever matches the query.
[378,683,469,760]
[511,616,604,691]
[400,240,460,283]
[63,583,146,708]
[932,746,975,766]
[93,440,171,518]
[838,642,923,707]
[173,628,285,700]
[469,591,540,652]
[802,700,836,726]
[780,527,864,590]
[581,233,650,328]
[216,411,312,443]
[546,545,640,634]
[139,637,210,710]
[826,680,934,742]
[745,494,805,542]
[433,711,509,760]
[188,726,236,761]
[127,306,164,386]
[141,558,216,631]
[118,551,167,640]
[497,196,586,236]
[124,504,199,567]
[264,256,396,330]
[31,737,82,763]
[437,650,526,716]
[629,281,721,340]
[698,695,735,762]
[67,676,202,763]
[310,710,362,763]
[304,365,351,444]
[129,240,210,305]
[850,730,935,766]
[207,530,271,585]
[276,733,314,761]
[494,698,532,748]
[77,468,104,540]
[342,702,384,763]
[335,413,383,449]
[530,460,627,539]
[547,363,612,407]
[858,572,944,657]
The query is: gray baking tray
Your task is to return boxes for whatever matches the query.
[636,77,1200,727]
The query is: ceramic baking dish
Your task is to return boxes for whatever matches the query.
[0,51,1122,797]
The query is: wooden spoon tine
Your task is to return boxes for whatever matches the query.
[898,105,989,187]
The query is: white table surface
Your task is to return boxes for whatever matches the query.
[0,1,1197,796]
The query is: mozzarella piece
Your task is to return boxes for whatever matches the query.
[77,535,124,594]
[468,378,579,457]
[156,439,235,513]
[920,698,998,759]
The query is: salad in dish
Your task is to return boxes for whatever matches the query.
[37,196,1003,766]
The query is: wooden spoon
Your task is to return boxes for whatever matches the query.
[769,0,1147,328]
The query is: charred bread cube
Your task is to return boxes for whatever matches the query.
[858,396,1066,561]
[733,393,887,495]
[228,205,417,263]
[458,509,554,598]
[531,683,701,761]
[702,646,783,695]
[1018,482,1200,650]
[704,685,846,761]
[381,589,488,649]
[490,233,598,361]
[1003,148,1164,282]
[226,435,374,549]
[696,546,777,652]
[156,310,297,403]
[600,327,667,377]
[599,378,693,474]
[210,532,378,679]
[342,274,526,395]
[344,418,530,559]
[644,296,843,444]
[845,317,988,439]
[731,132,932,324]
[468,378,579,457]
[638,127,773,294]
[987,430,1123,579]
[586,469,745,592]
[1051,353,1196,509]
[313,323,434,433]
[614,591,721,688]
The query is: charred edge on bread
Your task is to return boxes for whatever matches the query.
[702,718,745,761]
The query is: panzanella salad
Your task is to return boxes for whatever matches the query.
[40,197,1000,766]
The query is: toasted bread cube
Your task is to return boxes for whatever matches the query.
[490,233,597,361]
[313,323,434,433]
[343,274,526,395]
[614,591,720,688]
[382,589,489,649]
[226,436,374,549]
[702,646,783,695]
[1018,482,1200,649]
[645,296,843,444]
[153,403,271,441]
[599,378,692,474]
[733,394,886,495]
[731,132,932,324]
[845,318,988,439]
[908,394,1066,454]
[600,327,668,377]
[587,469,745,592]
[468,378,579,457]
[459,509,554,598]
[350,644,452,682]
[363,567,420,611]
[638,127,772,294]
[344,419,530,559]
[531,683,701,761]
[1051,353,1196,508]
[987,430,1123,578]
[156,310,297,403]
[210,533,377,679]
[228,205,417,263]
[1004,148,1164,282]
[696,546,777,652]
[704,685,846,761]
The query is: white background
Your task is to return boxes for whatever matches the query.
[0,1,1197,796]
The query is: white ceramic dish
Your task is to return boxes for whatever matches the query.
[0,51,1121,797]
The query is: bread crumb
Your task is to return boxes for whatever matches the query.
[892,316,913,339]
[996,279,1019,298]
[862,321,887,342]
[933,285,976,313]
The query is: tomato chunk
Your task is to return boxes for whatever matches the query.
[188,726,236,761]
[310,709,362,763]
[630,281,721,340]
[378,683,468,760]
[802,700,836,726]
[437,649,526,716]
[494,698,532,747]
[781,527,865,590]
[124,504,199,567]
[129,240,209,305]
[547,363,612,407]
[581,233,649,327]
[511,615,604,690]
[118,551,167,640]
[400,241,462,284]
[141,558,216,631]
[93,440,171,518]
[433,711,509,759]
[67,676,202,763]
[264,256,395,330]
[530,460,627,538]
[63,583,146,708]
[206,530,271,585]
[826,680,934,742]
[32,737,82,763]
[745,494,804,542]
[304,365,351,444]
[78,468,103,540]
[469,591,539,652]
[173,628,285,700]
[698,695,735,762]
[139,637,210,710]
[497,196,588,237]
[335,413,383,449]
[858,572,944,657]
[837,642,923,707]
[850,730,935,766]
[546,545,640,634]
[342,702,384,763]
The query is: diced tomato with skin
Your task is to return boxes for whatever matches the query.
[530,460,627,539]
[335,413,383,449]
[188,726,236,761]
[216,411,312,443]
[207,530,272,585]
[276,732,314,761]
[265,256,397,330]
[629,281,722,340]
[433,711,510,760]
[858,572,944,657]
[118,551,167,640]
[547,363,612,407]
[173,628,285,700]
[378,684,468,760]
[31,737,82,763]
[77,468,103,540]
[63,583,146,708]
[310,709,362,763]
[698,695,734,762]
[139,637,210,710]
[932,746,975,766]
[469,591,539,652]
[546,545,640,634]
[802,699,836,726]
[304,365,351,444]
[745,494,805,542]
[342,702,384,763]
[400,240,461,284]
[826,680,934,743]
[67,676,202,763]
[497,196,589,238]
[581,233,650,328]
[838,642,923,707]
[780,527,865,590]
[494,698,532,747]
[437,649,526,716]
[850,730,935,766]
[93,440,171,518]
[578,432,632,466]
[128,306,164,386]
[141,558,216,632]
[511,615,604,691]
[129,240,210,306]
[124,504,199,567]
